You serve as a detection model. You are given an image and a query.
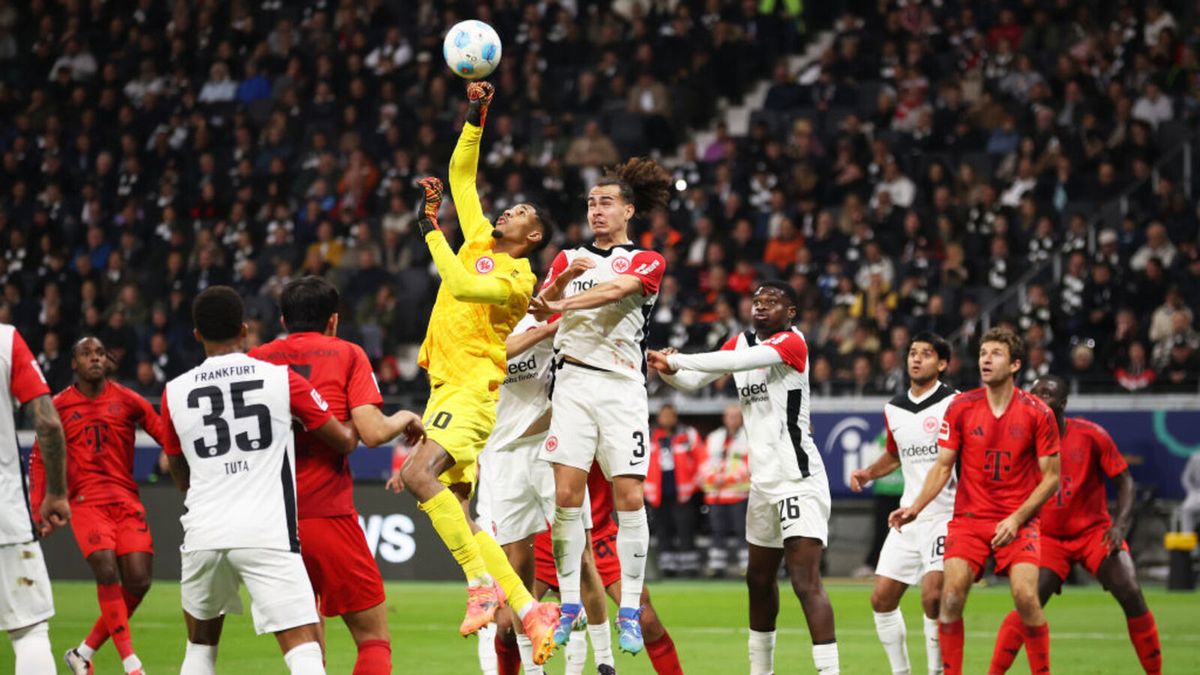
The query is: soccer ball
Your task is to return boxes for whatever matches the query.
[443,20,502,80]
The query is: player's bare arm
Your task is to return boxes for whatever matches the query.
[1104,469,1136,554]
[529,273,642,315]
[167,453,190,492]
[505,319,559,359]
[850,452,902,493]
[534,258,596,304]
[992,453,1060,548]
[311,416,359,456]
[351,405,427,448]
[29,393,69,534]
[888,447,957,531]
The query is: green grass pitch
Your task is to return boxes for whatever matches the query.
[2,580,1197,673]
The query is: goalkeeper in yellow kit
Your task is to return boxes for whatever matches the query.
[393,82,562,663]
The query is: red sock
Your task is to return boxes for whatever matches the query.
[1022,622,1050,674]
[352,639,391,675]
[494,632,521,675]
[988,611,1026,674]
[85,588,146,651]
[1126,611,1162,674]
[96,583,134,660]
[939,619,964,675]
[645,630,684,675]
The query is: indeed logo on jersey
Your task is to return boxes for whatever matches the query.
[358,514,417,564]
[570,279,596,294]
[503,353,540,385]
[738,382,770,404]
[899,443,939,461]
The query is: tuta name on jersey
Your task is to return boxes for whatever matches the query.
[194,364,257,382]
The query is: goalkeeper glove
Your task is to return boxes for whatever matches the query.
[417,176,443,236]
[466,81,495,127]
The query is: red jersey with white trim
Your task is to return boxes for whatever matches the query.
[542,244,665,380]
[249,333,382,518]
[0,324,50,545]
[938,387,1060,521]
[30,382,165,510]
[722,329,823,498]
[162,353,333,552]
[1041,417,1128,538]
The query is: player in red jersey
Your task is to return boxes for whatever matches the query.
[989,376,1162,674]
[30,336,164,675]
[890,328,1061,675]
[528,465,684,675]
[249,277,425,675]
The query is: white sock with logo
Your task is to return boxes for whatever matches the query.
[588,621,614,666]
[565,627,588,674]
[874,609,911,674]
[476,622,497,675]
[748,629,776,675]
[553,506,586,605]
[616,508,649,608]
[180,641,218,675]
[924,614,942,675]
[813,641,840,674]
[516,633,543,674]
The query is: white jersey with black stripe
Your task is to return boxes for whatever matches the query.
[726,329,825,499]
[884,382,958,520]
[165,353,303,553]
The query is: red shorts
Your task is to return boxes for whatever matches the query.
[534,526,622,591]
[299,514,386,617]
[945,516,1041,578]
[71,499,153,560]
[1041,525,1130,581]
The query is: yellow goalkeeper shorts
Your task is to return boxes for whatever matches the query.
[423,382,496,489]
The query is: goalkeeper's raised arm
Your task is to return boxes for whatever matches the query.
[449,82,495,243]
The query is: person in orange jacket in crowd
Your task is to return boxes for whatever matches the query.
[700,404,751,577]
[645,403,707,577]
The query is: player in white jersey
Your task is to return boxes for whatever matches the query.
[528,158,672,655]
[649,281,840,675]
[850,332,958,675]
[161,287,358,675]
[0,322,68,674]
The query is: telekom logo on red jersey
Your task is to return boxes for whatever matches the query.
[611,257,630,273]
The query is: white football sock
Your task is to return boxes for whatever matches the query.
[180,641,218,675]
[11,621,55,675]
[874,609,911,674]
[748,629,776,675]
[924,614,942,675]
[553,506,586,605]
[516,633,543,674]
[616,508,649,608]
[813,641,840,674]
[588,621,615,666]
[565,627,588,675]
[123,654,144,673]
[76,642,96,661]
[283,641,325,674]
[476,622,497,675]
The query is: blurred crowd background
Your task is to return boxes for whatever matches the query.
[0,0,1198,405]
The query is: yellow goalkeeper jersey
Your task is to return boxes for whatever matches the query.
[418,122,536,397]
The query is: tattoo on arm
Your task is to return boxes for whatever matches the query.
[28,396,66,496]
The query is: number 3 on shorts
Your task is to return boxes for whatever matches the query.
[632,430,646,458]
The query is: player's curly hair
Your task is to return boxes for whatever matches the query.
[596,157,672,217]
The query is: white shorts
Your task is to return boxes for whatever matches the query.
[181,548,318,635]
[540,363,650,480]
[875,515,949,586]
[0,541,54,631]
[745,477,831,548]
[479,433,556,546]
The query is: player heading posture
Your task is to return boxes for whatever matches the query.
[850,332,957,675]
[649,281,840,675]
[528,156,671,655]
[30,337,165,675]
[0,322,68,674]
[162,286,357,675]
[395,81,561,663]
[989,376,1162,674]
[890,328,1061,675]
[250,277,424,675]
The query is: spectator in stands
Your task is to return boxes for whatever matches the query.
[1131,222,1179,271]
[700,405,750,578]
[646,404,706,578]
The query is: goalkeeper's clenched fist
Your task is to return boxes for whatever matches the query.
[466,81,494,127]
[417,176,444,237]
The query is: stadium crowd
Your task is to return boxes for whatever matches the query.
[0,0,1198,404]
